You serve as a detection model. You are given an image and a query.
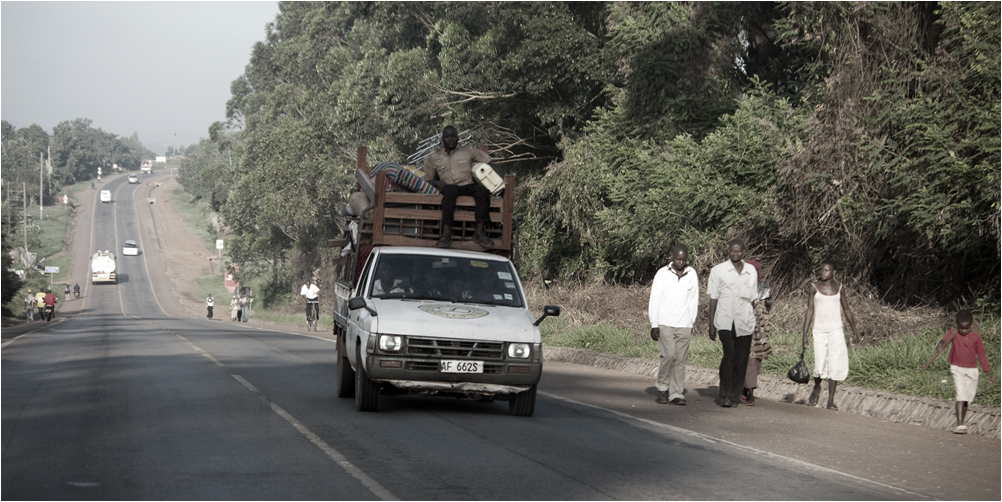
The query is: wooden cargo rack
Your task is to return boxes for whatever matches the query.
[347,146,514,255]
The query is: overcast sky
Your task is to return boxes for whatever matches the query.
[1,1,279,153]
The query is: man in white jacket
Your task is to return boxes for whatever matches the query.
[648,244,700,406]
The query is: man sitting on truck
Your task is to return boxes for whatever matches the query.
[422,125,494,249]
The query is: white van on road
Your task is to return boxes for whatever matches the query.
[100,190,112,203]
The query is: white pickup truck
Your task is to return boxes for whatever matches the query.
[90,250,117,284]
[335,246,559,416]
[331,146,559,416]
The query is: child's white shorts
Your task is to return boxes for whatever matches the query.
[951,364,980,402]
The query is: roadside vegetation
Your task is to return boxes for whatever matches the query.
[168,2,998,407]
[1,178,94,322]
[2,114,159,322]
[527,283,1001,407]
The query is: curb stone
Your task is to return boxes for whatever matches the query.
[543,346,1000,438]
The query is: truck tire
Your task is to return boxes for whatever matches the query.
[335,334,355,398]
[354,344,379,412]
[509,384,537,417]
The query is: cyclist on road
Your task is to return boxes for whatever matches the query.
[300,279,320,324]
[43,289,58,321]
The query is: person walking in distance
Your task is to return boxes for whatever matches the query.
[742,260,772,406]
[206,294,214,319]
[35,289,47,321]
[239,289,253,322]
[922,310,995,434]
[24,289,35,321]
[230,295,240,321]
[422,125,494,249]
[707,239,758,408]
[648,244,699,406]
[801,260,860,410]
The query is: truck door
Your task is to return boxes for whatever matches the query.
[346,253,376,367]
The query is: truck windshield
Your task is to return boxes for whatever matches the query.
[369,255,523,307]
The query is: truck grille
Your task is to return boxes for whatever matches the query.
[406,338,504,360]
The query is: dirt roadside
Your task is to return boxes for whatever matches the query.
[138,177,331,336]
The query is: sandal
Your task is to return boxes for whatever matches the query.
[808,387,820,406]
[826,403,838,411]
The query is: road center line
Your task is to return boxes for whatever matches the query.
[539,391,930,500]
[129,177,170,316]
[172,332,395,500]
[174,333,224,367]
[231,375,398,501]
[111,181,126,316]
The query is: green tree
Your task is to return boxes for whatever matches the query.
[1,240,24,310]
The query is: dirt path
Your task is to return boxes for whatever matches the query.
[137,177,327,335]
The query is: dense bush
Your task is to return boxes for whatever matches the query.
[180,1,998,309]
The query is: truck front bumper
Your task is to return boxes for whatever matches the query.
[365,355,541,396]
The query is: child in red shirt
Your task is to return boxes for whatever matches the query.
[923,310,995,434]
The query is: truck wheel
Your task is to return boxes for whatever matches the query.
[509,384,537,417]
[354,344,379,412]
[335,334,355,398]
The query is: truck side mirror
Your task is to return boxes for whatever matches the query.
[348,296,377,316]
[533,305,561,326]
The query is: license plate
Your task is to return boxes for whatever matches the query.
[439,360,483,374]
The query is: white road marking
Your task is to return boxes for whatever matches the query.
[129,178,169,316]
[539,391,930,500]
[232,375,398,501]
[111,181,125,315]
[172,332,394,500]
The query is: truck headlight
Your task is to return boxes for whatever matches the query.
[508,343,530,359]
[379,335,403,353]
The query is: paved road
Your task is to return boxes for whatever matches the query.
[3,175,998,500]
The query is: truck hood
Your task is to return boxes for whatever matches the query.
[370,300,539,343]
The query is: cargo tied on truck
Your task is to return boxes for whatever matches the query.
[330,145,559,416]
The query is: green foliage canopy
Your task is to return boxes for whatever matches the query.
[195,1,999,308]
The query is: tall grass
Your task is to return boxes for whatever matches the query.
[35,205,72,258]
[170,186,219,250]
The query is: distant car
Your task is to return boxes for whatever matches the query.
[128,174,138,184]
[100,190,112,203]
[123,240,139,256]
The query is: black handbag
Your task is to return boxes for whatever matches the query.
[787,350,811,384]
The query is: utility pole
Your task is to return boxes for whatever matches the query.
[23,182,28,251]
[39,152,44,219]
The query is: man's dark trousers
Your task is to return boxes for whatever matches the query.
[440,183,491,231]
[718,324,752,401]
